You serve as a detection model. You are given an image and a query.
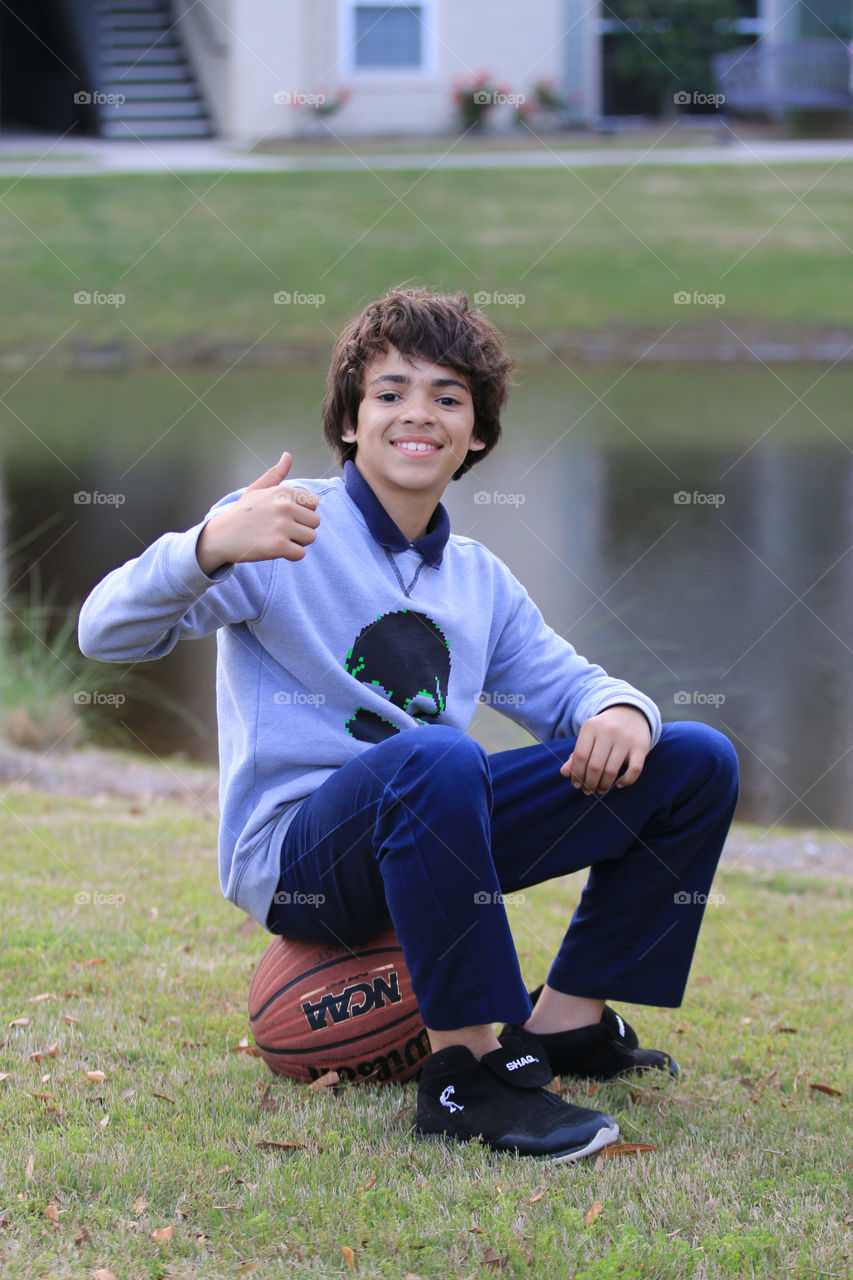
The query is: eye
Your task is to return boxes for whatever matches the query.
[437,396,461,406]
[378,392,400,402]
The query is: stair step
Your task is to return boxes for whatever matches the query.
[99,28,180,46]
[101,13,168,28]
[103,80,198,99]
[103,47,185,64]
[100,117,214,138]
[96,0,165,10]
[106,99,207,118]
[104,62,188,82]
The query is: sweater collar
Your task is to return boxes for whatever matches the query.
[344,460,450,568]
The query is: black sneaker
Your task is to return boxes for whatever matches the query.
[498,1008,679,1082]
[413,1038,619,1162]
[520,985,641,1049]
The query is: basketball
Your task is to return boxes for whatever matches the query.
[248,929,430,1084]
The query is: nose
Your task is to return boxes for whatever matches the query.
[400,391,436,425]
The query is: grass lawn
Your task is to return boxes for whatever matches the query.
[0,162,850,355]
[0,785,850,1279]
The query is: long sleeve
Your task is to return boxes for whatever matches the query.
[482,564,661,747]
[77,514,271,663]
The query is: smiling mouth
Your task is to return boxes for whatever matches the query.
[391,440,442,454]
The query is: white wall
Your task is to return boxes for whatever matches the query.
[187,0,569,144]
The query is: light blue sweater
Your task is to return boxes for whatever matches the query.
[78,469,662,926]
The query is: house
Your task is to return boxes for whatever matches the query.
[0,1,848,143]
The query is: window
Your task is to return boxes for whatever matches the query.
[341,1,437,74]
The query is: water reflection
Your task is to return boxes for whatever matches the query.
[2,363,852,833]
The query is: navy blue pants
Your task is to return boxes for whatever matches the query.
[266,722,739,1030]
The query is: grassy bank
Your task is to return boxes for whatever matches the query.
[0,164,851,355]
[0,786,850,1279]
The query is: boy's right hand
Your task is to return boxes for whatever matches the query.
[196,452,320,575]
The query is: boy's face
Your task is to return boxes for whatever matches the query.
[341,346,485,501]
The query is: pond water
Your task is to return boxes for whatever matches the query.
[2,360,852,834]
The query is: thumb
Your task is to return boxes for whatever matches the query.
[246,450,292,492]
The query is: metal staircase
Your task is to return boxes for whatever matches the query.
[94,0,213,138]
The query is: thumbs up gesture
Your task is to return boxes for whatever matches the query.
[196,452,321,575]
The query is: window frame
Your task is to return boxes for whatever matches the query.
[338,0,439,77]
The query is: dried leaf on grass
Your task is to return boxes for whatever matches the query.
[809,1082,842,1097]
[43,1202,59,1223]
[9,1018,29,1029]
[309,1070,340,1090]
[342,1245,355,1269]
[598,1142,658,1157]
[528,1190,549,1203]
[255,1140,305,1152]
[231,1036,261,1058]
[86,1070,107,1083]
[28,993,55,1004]
[583,1200,604,1227]
[74,1226,92,1246]
[79,958,106,969]
[150,1224,174,1242]
[151,1092,175,1104]
[24,1155,34,1180]
[92,1270,117,1280]
[483,1245,510,1267]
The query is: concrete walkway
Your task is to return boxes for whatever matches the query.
[0,130,851,177]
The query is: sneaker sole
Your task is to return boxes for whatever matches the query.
[413,1120,620,1164]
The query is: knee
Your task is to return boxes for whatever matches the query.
[372,724,488,783]
[658,722,739,801]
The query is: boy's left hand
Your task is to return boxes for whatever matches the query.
[560,705,652,795]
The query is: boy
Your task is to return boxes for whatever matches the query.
[78,286,738,1164]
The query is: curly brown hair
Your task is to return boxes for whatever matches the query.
[322,286,516,480]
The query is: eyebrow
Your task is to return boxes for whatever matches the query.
[367,373,469,393]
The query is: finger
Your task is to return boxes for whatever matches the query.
[246,450,292,492]
[615,747,647,788]
[287,523,317,548]
[591,743,624,793]
[282,487,321,519]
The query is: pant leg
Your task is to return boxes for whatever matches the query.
[265,725,533,1031]
[487,721,739,1007]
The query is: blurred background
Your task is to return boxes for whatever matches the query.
[1,0,852,831]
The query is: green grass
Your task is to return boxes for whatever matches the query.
[0,163,851,355]
[1,786,850,1279]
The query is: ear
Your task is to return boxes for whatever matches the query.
[468,434,487,452]
[340,414,357,444]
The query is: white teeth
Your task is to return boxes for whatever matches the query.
[395,441,438,452]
